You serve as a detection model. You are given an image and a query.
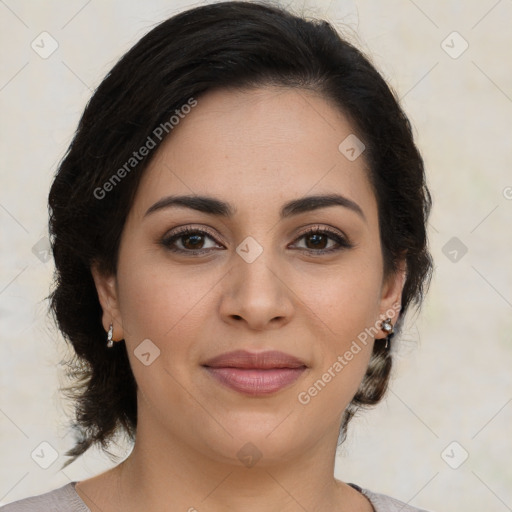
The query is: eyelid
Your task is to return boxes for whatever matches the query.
[289,224,354,252]
[163,224,224,241]
[292,223,348,241]
[161,223,353,255]
[161,224,226,250]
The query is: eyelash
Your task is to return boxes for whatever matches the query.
[161,225,354,256]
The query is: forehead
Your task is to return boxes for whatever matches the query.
[131,86,377,222]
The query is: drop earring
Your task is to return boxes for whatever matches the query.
[381,318,394,349]
[107,323,114,348]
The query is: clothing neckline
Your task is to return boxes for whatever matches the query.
[69,481,376,512]
[67,481,92,512]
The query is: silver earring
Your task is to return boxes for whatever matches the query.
[107,323,114,348]
[381,318,394,349]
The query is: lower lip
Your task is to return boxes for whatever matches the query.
[204,367,306,396]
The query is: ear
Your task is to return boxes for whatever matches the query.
[375,257,407,340]
[90,262,124,342]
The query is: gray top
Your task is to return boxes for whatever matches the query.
[0,481,432,511]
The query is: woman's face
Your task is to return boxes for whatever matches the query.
[93,86,404,466]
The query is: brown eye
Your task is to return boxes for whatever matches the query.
[162,227,224,254]
[292,227,353,255]
[304,232,330,250]
[181,232,206,250]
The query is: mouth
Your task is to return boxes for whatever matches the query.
[202,350,308,396]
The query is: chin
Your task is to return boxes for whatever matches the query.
[198,413,316,467]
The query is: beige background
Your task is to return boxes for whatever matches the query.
[1,1,511,510]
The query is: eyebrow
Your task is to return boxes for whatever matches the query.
[144,193,366,221]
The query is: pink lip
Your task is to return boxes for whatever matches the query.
[202,350,308,396]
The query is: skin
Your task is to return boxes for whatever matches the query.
[80,86,405,512]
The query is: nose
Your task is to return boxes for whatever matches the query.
[219,252,295,331]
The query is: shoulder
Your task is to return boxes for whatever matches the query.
[359,487,434,512]
[0,482,90,512]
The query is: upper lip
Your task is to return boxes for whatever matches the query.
[202,350,307,369]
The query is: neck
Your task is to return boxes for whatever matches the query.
[109,404,360,512]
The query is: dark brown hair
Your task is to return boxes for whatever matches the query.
[48,0,432,469]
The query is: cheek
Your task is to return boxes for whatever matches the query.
[118,264,202,339]
[295,285,376,419]
[291,262,381,408]
[115,250,225,365]
[295,260,383,344]
[114,257,218,420]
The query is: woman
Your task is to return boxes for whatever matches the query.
[1,1,433,511]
